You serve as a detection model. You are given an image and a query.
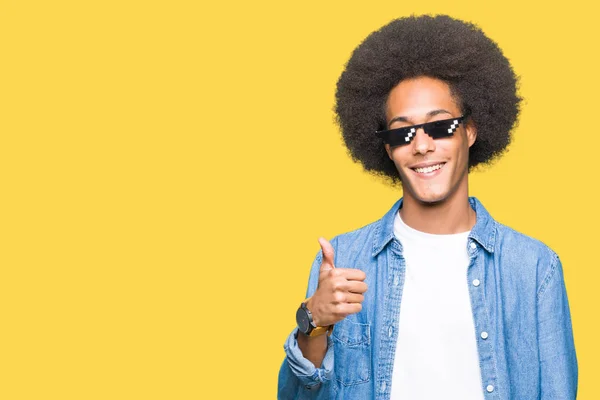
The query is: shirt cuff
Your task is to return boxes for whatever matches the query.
[283,327,334,388]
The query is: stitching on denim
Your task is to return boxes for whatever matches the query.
[537,251,559,300]
[333,321,372,386]
[476,251,501,398]
[489,220,497,251]
[372,220,383,257]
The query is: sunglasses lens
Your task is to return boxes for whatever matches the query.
[426,119,460,138]
[380,127,416,146]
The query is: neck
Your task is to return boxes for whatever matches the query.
[399,182,476,235]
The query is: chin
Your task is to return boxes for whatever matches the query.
[416,194,448,205]
[408,186,451,205]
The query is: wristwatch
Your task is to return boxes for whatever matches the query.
[296,299,333,337]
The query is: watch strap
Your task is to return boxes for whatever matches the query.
[301,298,334,337]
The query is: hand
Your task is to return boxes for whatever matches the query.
[306,237,368,327]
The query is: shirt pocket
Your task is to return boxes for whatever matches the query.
[332,319,371,386]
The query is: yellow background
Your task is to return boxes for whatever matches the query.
[1,0,597,398]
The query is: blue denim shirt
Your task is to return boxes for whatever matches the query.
[278,197,577,399]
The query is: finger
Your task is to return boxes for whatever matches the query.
[318,237,336,271]
[335,268,366,281]
[344,292,365,303]
[346,281,368,294]
[335,302,363,317]
[326,278,367,294]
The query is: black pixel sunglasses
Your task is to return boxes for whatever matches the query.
[376,111,471,147]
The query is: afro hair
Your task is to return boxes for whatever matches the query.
[334,15,521,184]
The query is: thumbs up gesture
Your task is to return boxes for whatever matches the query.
[305,237,368,327]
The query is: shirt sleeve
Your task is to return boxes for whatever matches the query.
[277,238,338,400]
[537,254,578,399]
[277,329,334,399]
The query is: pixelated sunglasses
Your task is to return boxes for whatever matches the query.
[375,112,470,147]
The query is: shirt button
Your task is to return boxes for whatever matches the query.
[388,326,393,337]
[470,242,477,250]
[473,279,481,287]
[381,381,387,391]
[481,331,489,339]
[393,275,399,286]
[486,384,494,393]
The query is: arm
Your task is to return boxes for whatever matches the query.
[277,237,367,399]
[538,254,578,399]
[277,328,335,400]
[297,327,328,369]
[277,246,334,400]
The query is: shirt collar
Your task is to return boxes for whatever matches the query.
[372,196,496,257]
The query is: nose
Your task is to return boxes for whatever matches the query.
[412,127,435,155]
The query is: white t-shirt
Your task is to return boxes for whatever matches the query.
[390,211,484,400]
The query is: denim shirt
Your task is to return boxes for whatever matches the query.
[278,197,577,400]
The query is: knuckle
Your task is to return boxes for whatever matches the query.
[333,292,345,303]
[326,269,338,279]
[331,281,341,292]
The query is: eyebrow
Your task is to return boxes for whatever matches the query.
[387,109,453,128]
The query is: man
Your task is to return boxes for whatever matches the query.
[278,15,577,400]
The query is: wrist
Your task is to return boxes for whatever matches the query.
[304,297,321,326]
[297,297,333,337]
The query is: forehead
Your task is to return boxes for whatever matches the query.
[386,77,460,118]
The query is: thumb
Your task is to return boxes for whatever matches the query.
[318,237,335,271]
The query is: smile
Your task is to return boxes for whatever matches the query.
[412,163,446,174]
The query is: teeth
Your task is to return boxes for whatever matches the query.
[414,163,444,174]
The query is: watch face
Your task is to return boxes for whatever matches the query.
[296,307,311,333]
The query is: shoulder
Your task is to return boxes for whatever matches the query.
[494,221,561,293]
[329,219,383,267]
[495,221,558,260]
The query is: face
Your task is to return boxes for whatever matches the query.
[384,76,476,205]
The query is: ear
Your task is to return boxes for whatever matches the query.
[384,143,393,160]
[466,121,477,148]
